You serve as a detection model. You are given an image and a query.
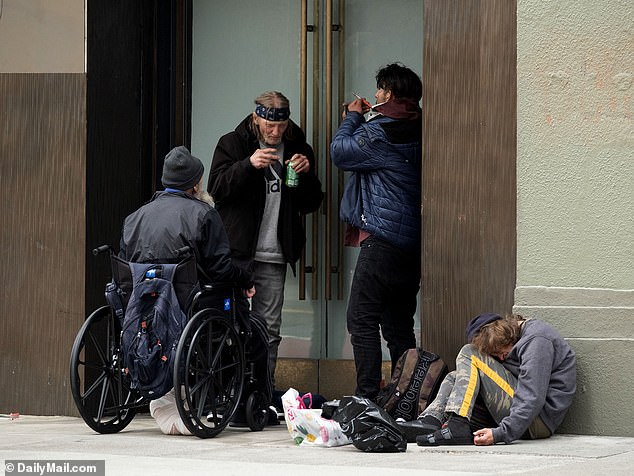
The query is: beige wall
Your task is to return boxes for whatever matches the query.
[516,0,634,436]
[0,0,85,73]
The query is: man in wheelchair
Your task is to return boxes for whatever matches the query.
[120,145,255,299]
[119,145,256,435]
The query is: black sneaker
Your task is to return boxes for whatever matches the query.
[416,414,473,446]
[397,415,442,443]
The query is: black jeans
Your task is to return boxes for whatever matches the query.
[347,235,420,399]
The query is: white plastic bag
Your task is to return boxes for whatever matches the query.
[281,388,350,447]
[149,387,192,436]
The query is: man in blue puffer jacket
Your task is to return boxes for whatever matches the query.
[331,62,423,399]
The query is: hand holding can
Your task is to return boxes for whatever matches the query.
[285,160,299,187]
[285,154,310,187]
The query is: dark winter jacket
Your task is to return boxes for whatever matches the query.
[330,111,422,251]
[494,319,577,444]
[119,190,252,289]
[208,116,323,271]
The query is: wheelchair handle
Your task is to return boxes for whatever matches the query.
[92,245,113,256]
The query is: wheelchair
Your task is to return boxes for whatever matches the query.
[69,245,273,438]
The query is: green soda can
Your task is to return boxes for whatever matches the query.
[285,161,299,187]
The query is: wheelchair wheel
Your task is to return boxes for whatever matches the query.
[245,391,269,432]
[174,308,245,438]
[69,306,141,433]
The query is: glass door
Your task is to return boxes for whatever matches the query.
[190,0,422,363]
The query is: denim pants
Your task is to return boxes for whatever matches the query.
[347,235,420,399]
[250,260,287,386]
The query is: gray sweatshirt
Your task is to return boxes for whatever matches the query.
[492,319,577,444]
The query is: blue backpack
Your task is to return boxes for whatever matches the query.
[120,263,188,400]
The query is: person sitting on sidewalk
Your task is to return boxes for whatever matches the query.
[410,312,576,446]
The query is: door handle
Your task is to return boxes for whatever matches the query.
[299,0,321,300]
[325,0,334,300]
[299,0,308,300]
[326,0,345,300]
[336,0,345,300]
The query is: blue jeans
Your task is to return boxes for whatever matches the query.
[347,235,420,398]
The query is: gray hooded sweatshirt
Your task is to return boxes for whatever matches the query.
[492,319,577,444]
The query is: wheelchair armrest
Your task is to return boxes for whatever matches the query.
[201,281,238,293]
[189,281,241,318]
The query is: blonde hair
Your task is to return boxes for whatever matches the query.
[471,314,524,355]
[250,91,294,142]
[254,90,290,110]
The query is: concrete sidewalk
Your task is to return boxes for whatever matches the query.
[1,414,633,476]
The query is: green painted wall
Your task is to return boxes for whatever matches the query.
[515,0,634,436]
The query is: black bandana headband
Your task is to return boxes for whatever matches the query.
[255,104,290,121]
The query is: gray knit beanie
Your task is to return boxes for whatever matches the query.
[161,146,204,191]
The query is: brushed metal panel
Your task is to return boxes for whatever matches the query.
[421,0,517,368]
[318,360,393,400]
[0,73,86,415]
[276,359,319,395]
[275,359,392,401]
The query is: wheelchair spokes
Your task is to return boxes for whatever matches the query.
[70,306,142,433]
[72,249,274,438]
[174,309,245,438]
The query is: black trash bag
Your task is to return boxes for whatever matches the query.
[320,399,341,420]
[332,395,407,453]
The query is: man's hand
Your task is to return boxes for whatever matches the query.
[287,153,310,173]
[243,286,256,299]
[250,148,279,169]
[473,428,495,446]
[341,98,370,119]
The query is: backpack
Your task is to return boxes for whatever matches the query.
[120,262,188,400]
[375,348,448,422]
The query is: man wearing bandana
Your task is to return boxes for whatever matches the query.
[208,91,323,388]
[330,63,423,400]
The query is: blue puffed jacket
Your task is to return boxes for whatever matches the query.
[330,111,422,250]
